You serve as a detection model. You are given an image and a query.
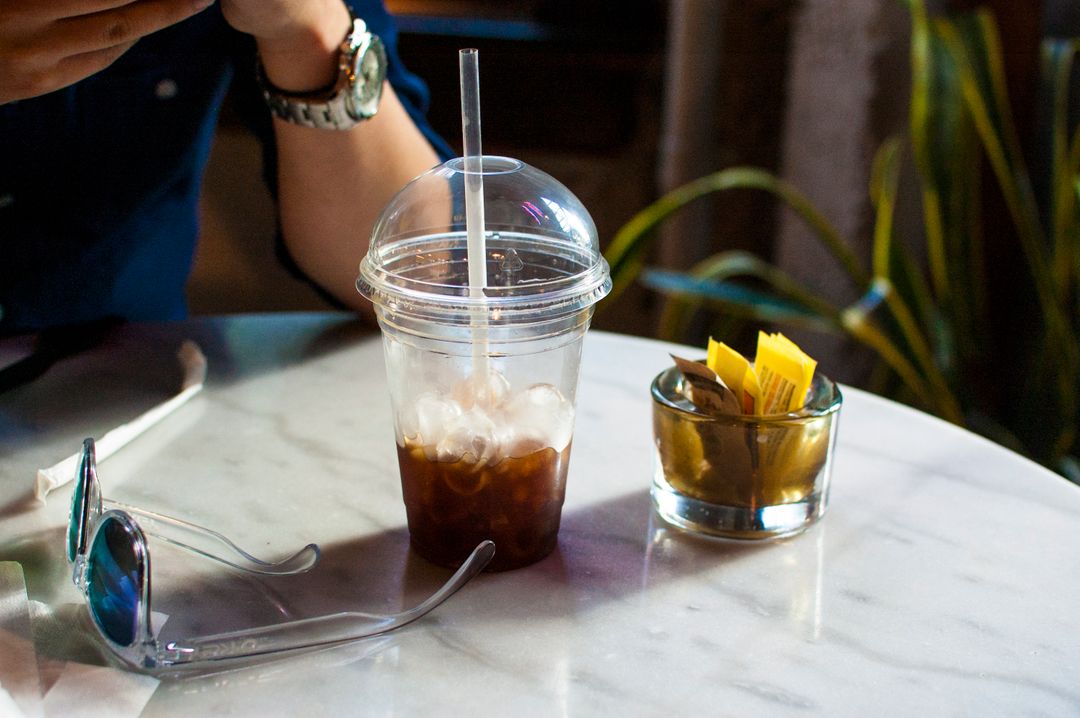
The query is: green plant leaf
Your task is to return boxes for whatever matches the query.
[870,137,903,279]
[869,137,964,420]
[843,277,964,422]
[603,167,869,308]
[907,0,986,370]
[641,267,836,331]
[646,251,842,340]
[840,280,960,420]
[941,10,1079,463]
[1043,39,1080,288]
[908,0,959,303]
[1075,175,1080,298]
[898,246,957,377]
[642,257,964,421]
[940,12,1077,363]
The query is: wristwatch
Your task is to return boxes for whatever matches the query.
[257,16,387,130]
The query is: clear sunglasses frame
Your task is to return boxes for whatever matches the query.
[68,439,495,674]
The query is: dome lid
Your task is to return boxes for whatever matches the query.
[357,156,610,324]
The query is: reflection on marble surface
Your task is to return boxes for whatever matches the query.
[1,313,1079,715]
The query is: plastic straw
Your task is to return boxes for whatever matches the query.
[460,48,488,377]
[460,48,486,296]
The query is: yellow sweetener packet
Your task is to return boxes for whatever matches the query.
[706,338,756,414]
[772,333,816,396]
[742,365,763,415]
[753,331,816,413]
[706,338,745,394]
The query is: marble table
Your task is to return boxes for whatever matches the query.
[1,312,1078,716]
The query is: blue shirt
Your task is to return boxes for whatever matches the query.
[0,2,451,334]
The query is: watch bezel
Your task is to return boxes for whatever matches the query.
[344,31,387,120]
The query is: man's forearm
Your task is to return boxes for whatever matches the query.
[273,86,440,316]
[242,0,440,316]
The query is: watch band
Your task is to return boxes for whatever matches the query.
[256,17,383,131]
[263,90,359,130]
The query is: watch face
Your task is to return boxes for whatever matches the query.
[348,35,387,119]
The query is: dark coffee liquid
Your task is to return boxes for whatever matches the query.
[397,442,571,571]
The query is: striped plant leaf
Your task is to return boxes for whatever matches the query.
[868,137,962,420]
[640,267,835,330]
[1043,39,1080,290]
[603,167,868,306]
[907,0,986,376]
[940,11,1077,363]
[647,251,842,340]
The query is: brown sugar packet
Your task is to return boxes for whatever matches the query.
[670,355,743,415]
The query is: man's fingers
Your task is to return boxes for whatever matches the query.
[1,40,135,103]
[55,0,213,56]
[56,41,137,83]
[0,0,211,103]
[41,0,141,20]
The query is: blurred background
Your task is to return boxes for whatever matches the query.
[190,0,1077,373]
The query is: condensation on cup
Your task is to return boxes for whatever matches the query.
[357,156,611,571]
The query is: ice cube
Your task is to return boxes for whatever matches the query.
[400,393,462,455]
[451,367,511,410]
[436,406,499,465]
[498,383,575,454]
[495,425,550,459]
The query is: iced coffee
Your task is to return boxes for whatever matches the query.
[395,375,574,570]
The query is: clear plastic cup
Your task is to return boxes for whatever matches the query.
[357,156,610,571]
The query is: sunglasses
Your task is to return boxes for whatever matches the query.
[68,438,495,673]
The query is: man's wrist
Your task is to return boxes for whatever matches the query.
[255,2,351,94]
[256,7,388,131]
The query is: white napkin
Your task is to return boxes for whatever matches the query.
[39,664,158,718]
[34,341,207,503]
[0,684,27,718]
[0,563,43,718]
[1,563,163,718]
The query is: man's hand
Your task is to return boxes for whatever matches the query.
[0,0,215,104]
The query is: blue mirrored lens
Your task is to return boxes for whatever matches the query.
[87,517,142,647]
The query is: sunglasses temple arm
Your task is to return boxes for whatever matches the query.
[103,499,320,576]
[156,540,494,668]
